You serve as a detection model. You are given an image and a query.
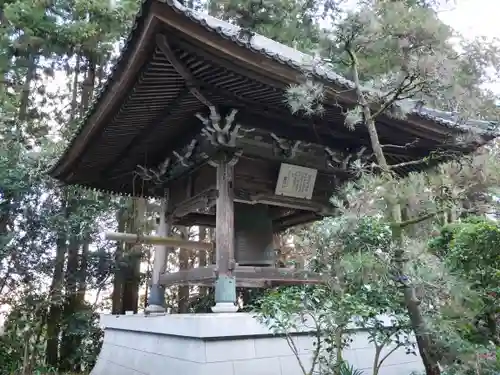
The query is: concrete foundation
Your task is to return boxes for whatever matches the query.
[90,313,424,375]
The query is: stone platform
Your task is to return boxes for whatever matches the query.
[90,313,423,375]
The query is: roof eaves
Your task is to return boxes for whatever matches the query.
[49,0,499,178]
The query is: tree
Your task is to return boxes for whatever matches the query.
[209,0,330,51]
[255,217,418,375]
[284,1,500,374]
[0,0,139,372]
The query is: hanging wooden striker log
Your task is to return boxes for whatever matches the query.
[105,232,214,251]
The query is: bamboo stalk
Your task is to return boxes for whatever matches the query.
[105,232,213,251]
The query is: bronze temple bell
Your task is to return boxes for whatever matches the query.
[234,203,276,267]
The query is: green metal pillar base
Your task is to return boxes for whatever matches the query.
[212,275,238,313]
[145,284,166,314]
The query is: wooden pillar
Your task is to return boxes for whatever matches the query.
[211,155,238,313]
[145,197,170,314]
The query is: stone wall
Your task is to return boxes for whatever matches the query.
[90,313,424,375]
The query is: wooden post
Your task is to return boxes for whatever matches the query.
[211,155,238,313]
[145,197,170,314]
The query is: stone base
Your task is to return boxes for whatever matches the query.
[90,313,424,375]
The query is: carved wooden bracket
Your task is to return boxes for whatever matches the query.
[135,156,171,185]
[270,133,310,159]
[207,149,242,168]
[197,107,254,148]
[135,140,199,185]
[324,146,369,172]
[172,139,197,167]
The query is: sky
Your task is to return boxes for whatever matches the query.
[439,0,500,39]
[437,0,500,93]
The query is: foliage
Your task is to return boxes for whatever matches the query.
[429,217,500,348]
[209,0,331,52]
[443,220,500,298]
[255,217,417,375]
[281,3,500,373]
[255,285,346,375]
[0,0,138,372]
[322,0,500,120]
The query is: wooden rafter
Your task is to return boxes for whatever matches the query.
[156,34,214,109]
[100,86,191,178]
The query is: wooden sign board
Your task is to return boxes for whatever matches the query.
[274,163,317,200]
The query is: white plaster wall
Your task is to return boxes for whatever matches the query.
[90,313,424,375]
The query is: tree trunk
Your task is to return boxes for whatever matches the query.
[0,192,13,267]
[111,206,127,314]
[69,54,81,124]
[80,57,96,117]
[348,50,441,375]
[45,193,69,367]
[18,52,36,124]
[70,239,90,369]
[77,240,89,304]
[59,232,80,372]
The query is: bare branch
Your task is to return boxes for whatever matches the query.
[389,158,431,169]
[369,74,413,120]
[376,343,403,373]
[393,210,444,229]
[381,139,420,149]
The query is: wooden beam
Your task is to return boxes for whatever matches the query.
[237,137,339,175]
[167,186,332,218]
[105,231,213,251]
[173,209,327,231]
[273,211,325,232]
[158,265,216,285]
[234,266,323,284]
[169,188,218,217]
[157,265,324,287]
[174,212,216,227]
[235,192,333,214]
